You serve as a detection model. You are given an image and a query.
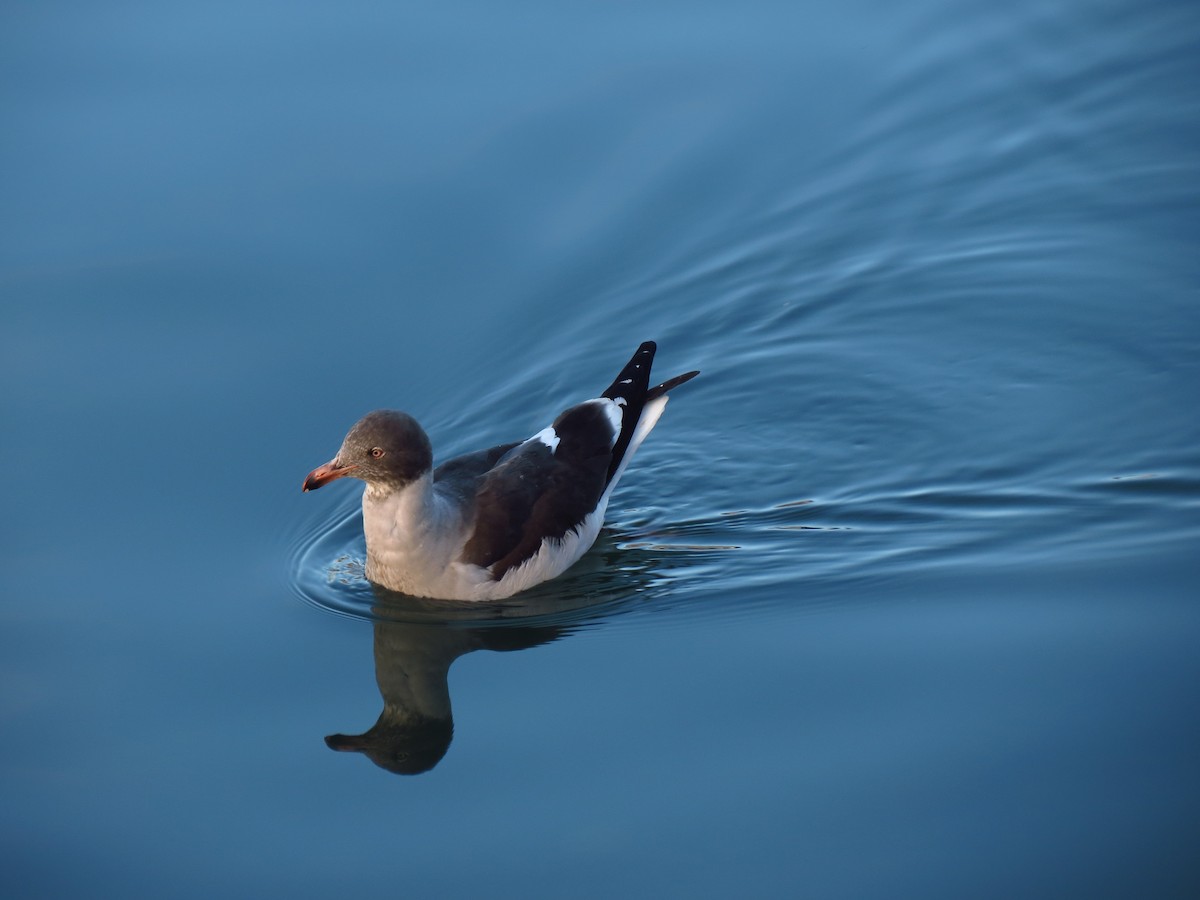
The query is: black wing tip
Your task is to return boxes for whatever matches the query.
[602,341,658,401]
[629,341,658,371]
[647,369,699,400]
[627,341,657,366]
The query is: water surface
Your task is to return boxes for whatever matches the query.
[2,0,1198,896]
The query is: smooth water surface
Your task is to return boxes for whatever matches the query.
[3,0,1199,896]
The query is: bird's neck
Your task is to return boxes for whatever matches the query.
[371,623,474,721]
[361,472,463,592]
[362,471,435,548]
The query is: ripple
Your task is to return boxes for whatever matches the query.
[289,492,717,630]
[283,0,1200,634]
[289,458,1200,634]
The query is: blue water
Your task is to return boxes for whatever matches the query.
[3,0,1199,896]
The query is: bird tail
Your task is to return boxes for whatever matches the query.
[601,341,699,486]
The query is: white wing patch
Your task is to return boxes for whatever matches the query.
[532,426,560,452]
[587,398,624,443]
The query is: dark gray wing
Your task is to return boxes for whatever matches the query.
[455,342,699,581]
[432,442,521,505]
[460,401,616,578]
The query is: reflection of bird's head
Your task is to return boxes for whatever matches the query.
[325,714,454,776]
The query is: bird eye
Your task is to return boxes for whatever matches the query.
[369,447,385,459]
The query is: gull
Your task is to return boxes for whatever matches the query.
[303,341,698,600]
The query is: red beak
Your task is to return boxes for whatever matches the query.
[302,459,358,492]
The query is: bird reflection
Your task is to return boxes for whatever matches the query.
[325,613,565,774]
[326,580,588,777]
[322,532,701,775]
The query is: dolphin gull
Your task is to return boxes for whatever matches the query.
[303,341,698,600]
